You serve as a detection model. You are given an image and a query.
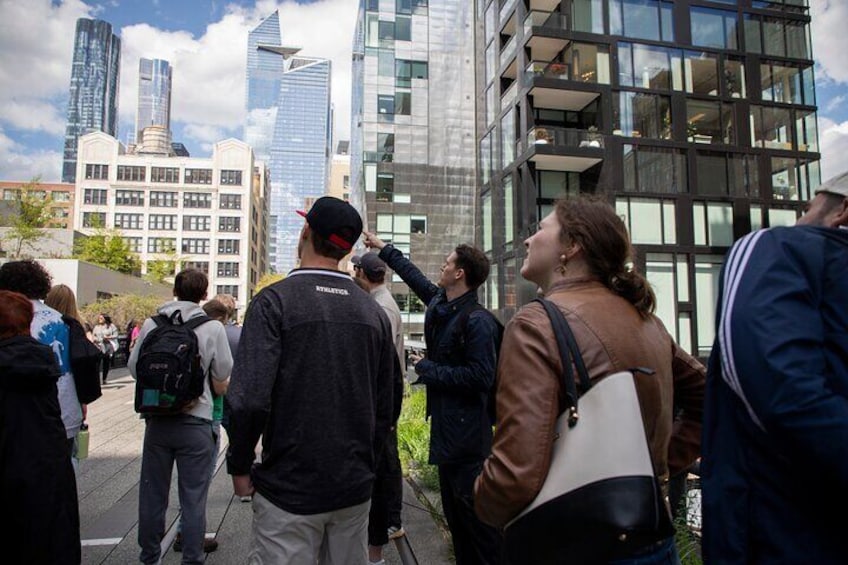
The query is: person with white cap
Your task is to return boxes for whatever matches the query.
[226,196,396,564]
[702,172,848,564]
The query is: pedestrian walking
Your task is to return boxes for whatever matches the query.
[92,313,118,384]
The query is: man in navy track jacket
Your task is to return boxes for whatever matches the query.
[702,172,848,563]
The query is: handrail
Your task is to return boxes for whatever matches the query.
[528,126,605,149]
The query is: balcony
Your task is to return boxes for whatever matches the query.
[525,60,602,111]
[501,81,519,108]
[525,126,604,172]
[525,11,571,61]
[530,0,560,11]
[500,35,519,79]
[500,0,518,36]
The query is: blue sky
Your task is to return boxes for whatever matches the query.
[1,0,847,184]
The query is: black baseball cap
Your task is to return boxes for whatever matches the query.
[297,196,363,251]
[351,252,387,276]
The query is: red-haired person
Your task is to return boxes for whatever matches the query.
[0,290,81,563]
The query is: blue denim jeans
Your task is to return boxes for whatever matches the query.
[608,537,681,565]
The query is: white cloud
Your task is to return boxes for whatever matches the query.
[118,0,357,151]
[824,94,846,114]
[0,0,356,173]
[0,0,93,129]
[0,100,66,136]
[817,116,848,181]
[0,128,63,182]
[810,0,848,83]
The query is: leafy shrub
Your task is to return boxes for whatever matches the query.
[396,384,440,491]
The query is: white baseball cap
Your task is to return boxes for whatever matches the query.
[815,171,848,198]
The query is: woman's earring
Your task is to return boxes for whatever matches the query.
[556,254,568,275]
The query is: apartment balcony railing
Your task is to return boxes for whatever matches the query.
[528,126,604,149]
[500,0,518,24]
[525,59,606,85]
[501,81,519,108]
[500,35,518,68]
[524,10,569,35]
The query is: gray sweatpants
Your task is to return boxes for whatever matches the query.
[138,415,216,565]
[249,492,369,565]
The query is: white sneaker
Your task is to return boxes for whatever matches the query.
[369,560,386,565]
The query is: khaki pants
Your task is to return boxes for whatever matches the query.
[249,492,369,565]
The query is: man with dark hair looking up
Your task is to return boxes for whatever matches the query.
[227,197,395,564]
[364,233,503,565]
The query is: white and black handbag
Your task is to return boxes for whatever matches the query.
[503,298,673,564]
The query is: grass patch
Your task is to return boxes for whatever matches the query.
[397,384,440,491]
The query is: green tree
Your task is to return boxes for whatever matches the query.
[144,244,182,284]
[80,293,164,331]
[74,223,142,275]
[3,177,51,257]
[254,272,285,293]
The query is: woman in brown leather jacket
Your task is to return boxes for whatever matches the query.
[474,196,704,564]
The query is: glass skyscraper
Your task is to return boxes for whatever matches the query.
[245,12,332,274]
[477,0,819,357]
[62,18,121,183]
[350,0,477,339]
[136,58,172,143]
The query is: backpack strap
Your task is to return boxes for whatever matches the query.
[183,314,211,331]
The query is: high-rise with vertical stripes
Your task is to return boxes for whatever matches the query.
[245,11,332,274]
[62,18,121,183]
[135,58,172,143]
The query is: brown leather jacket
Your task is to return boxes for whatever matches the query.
[474,278,705,528]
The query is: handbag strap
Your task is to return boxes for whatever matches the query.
[533,298,592,427]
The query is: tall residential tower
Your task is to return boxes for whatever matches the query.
[350,0,477,339]
[136,58,173,143]
[478,0,819,357]
[62,18,121,183]
[245,12,332,274]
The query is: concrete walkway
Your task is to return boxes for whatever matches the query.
[77,368,453,564]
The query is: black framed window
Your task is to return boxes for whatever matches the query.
[115,190,144,206]
[117,165,146,182]
[114,213,143,230]
[150,191,178,207]
[83,189,107,205]
[183,216,211,231]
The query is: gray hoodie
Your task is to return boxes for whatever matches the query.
[128,300,233,421]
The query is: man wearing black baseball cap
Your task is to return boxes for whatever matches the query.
[227,196,396,563]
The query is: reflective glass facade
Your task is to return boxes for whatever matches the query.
[478,0,818,357]
[350,0,477,338]
[136,58,172,142]
[62,18,121,183]
[268,58,332,273]
[245,12,332,273]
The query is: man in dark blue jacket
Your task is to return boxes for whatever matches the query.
[702,172,848,563]
[364,232,502,565]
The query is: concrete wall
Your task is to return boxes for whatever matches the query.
[5,258,173,306]
[0,228,82,258]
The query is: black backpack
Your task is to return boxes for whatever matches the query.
[454,304,504,422]
[134,311,211,415]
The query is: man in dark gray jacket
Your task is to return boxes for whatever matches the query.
[226,197,395,564]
